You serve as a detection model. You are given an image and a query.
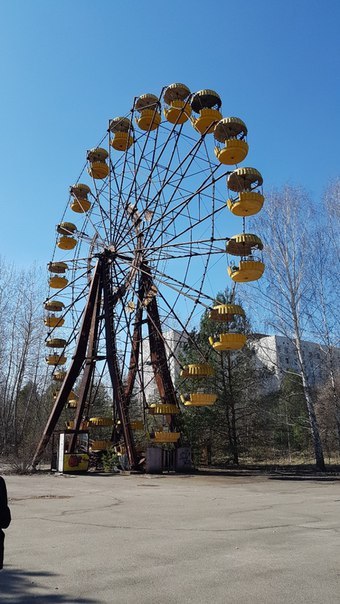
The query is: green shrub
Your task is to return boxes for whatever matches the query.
[101,448,119,473]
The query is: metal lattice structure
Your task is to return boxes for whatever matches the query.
[32,83,265,470]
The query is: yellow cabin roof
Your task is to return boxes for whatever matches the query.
[180,363,215,377]
[209,304,245,320]
[163,83,191,104]
[226,233,263,256]
[227,167,263,192]
[214,117,247,142]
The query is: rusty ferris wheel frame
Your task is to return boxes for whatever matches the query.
[32,84,258,470]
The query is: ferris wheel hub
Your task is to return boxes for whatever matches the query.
[106,244,117,254]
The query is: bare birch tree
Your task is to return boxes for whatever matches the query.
[0,259,49,456]
[306,181,340,450]
[249,186,326,470]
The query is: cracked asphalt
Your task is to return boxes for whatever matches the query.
[0,472,339,603]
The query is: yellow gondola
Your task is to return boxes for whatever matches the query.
[44,300,65,312]
[49,276,68,289]
[209,333,247,351]
[209,304,245,321]
[191,89,222,134]
[46,338,67,348]
[214,117,248,165]
[53,370,66,381]
[148,404,179,415]
[228,260,265,282]
[227,167,263,192]
[87,148,109,179]
[109,117,134,151]
[180,393,217,406]
[226,234,265,282]
[226,233,263,256]
[151,432,181,443]
[66,420,89,430]
[46,354,67,366]
[135,94,161,131]
[90,440,112,451]
[227,191,264,217]
[227,168,264,216]
[57,235,77,250]
[116,419,144,431]
[56,222,77,235]
[89,417,114,427]
[180,363,215,377]
[48,262,68,289]
[67,391,79,408]
[163,83,191,124]
[70,183,92,213]
[44,315,65,328]
[48,262,67,274]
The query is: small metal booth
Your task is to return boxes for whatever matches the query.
[51,430,90,473]
[145,445,192,474]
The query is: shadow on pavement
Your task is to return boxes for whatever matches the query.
[0,567,100,603]
[268,475,339,482]
[197,467,340,481]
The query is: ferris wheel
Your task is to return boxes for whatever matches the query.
[32,83,265,471]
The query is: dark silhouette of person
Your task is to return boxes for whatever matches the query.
[0,476,11,570]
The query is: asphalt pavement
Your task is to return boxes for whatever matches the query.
[0,472,339,603]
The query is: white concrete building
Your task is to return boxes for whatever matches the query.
[253,334,340,390]
[138,329,187,403]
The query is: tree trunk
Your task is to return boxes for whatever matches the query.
[291,304,326,471]
[220,355,233,461]
[227,353,239,465]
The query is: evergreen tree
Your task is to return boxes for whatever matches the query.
[178,290,272,465]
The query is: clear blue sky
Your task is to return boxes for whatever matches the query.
[0,0,339,269]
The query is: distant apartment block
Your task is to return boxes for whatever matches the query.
[138,330,340,402]
[253,334,340,390]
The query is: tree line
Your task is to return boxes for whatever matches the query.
[0,261,50,461]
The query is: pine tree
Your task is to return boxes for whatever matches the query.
[178,290,272,465]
